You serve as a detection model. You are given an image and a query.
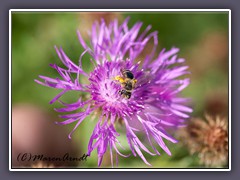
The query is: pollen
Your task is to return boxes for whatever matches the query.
[114,75,125,83]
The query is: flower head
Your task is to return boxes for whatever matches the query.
[179,115,228,167]
[35,17,192,167]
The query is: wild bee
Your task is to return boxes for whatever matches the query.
[119,89,132,99]
[114,69,137,99]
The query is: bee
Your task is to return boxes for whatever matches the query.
[119,89,132,99]
[114,69,137,99]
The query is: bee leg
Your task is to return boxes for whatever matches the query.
[115,76,125,84]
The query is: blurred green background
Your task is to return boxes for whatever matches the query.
[12,12,229,168]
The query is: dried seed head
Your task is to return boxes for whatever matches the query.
[180,114,228,167]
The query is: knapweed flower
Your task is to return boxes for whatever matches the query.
[180,115,228,167]
[35,17,192,167]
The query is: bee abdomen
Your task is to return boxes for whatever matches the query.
[122,70,134,79]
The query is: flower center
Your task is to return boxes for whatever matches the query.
[88,60,145,116]
[205,127,228,151]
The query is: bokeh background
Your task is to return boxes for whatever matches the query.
[11,11,229,168]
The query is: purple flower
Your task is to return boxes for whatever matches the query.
[35,17,192,167]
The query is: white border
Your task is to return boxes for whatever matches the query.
[9,9,231,172]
